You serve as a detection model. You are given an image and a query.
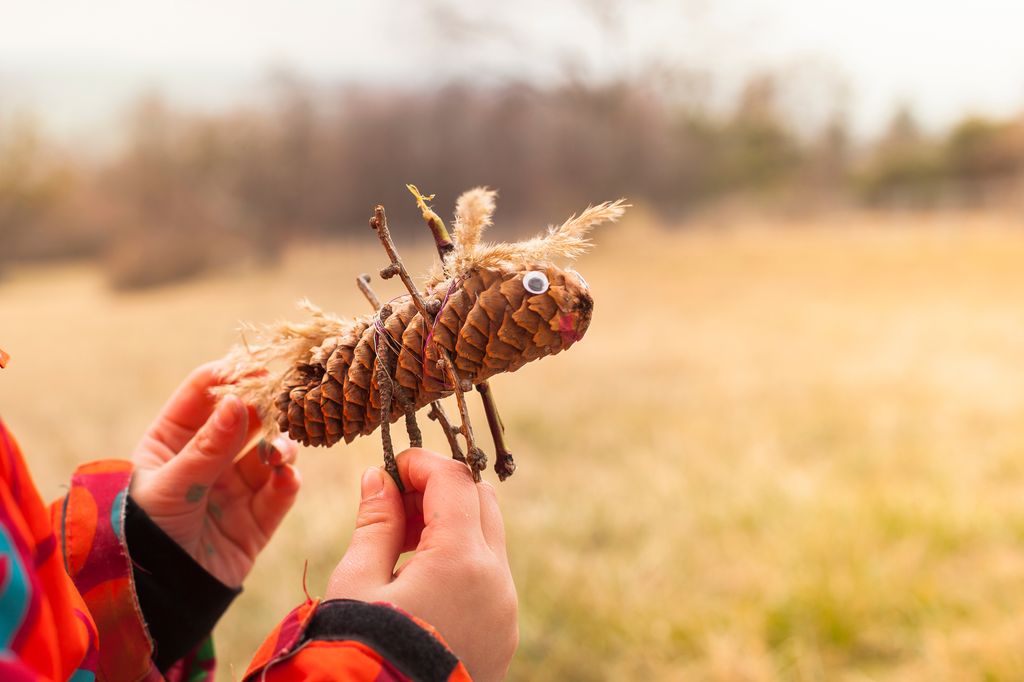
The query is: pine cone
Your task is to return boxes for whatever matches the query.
[276,266,593,447]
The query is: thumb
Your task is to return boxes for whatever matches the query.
[158,394,249,500]
[328,468,406,594]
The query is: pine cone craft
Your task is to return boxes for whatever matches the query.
[219,186,627,485]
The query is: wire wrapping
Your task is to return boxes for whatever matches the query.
[371,294,409,357]
[421,277,462,385]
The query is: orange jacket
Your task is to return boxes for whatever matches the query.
[0,418,471,681]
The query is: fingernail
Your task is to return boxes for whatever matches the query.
[216,395,242,430]
[258,438,283,466]
[361,467,385,500]
[257,439,273,465]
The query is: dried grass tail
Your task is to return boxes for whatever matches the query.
[214,299,352,438]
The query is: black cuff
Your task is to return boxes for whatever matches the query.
[305,599,461,682]
[124,495,241,672]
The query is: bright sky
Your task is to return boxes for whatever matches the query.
[1,0,1023,141]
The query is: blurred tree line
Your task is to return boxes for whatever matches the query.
[2,72,1023,288]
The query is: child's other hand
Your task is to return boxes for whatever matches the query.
[130,362,301,588]
[326,449,518,682]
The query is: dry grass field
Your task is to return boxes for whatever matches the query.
[5,211,1024,680]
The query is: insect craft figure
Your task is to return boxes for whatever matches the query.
[220,187,626,486]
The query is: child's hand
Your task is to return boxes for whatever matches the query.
[130,362,301,588]
[326,448,518,682]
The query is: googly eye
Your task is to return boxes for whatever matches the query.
[522,270,550,295]
[571,270,590,290]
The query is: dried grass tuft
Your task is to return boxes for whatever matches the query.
[442,198,628,280]
[214,299,360,435]
[452,187,497,253]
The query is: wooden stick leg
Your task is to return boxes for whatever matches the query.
[428,401,466,462]
[439,357,485,482]
[375,335,404,492]
[476,381,516,481]
[356,273,382,308]
[443,366,485,481]
[397,388,423,448]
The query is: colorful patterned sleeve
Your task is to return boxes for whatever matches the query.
[0,416,215,682]
[244,599,473,682]
[54,459,217,682]
[0,418,117,681]
[56,459,162,681]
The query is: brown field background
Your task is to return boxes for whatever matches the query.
[5,210,1024,680]
[6,209,1024,675]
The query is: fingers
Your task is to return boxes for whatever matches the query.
[158,394,250,498]
[477,481,508,562]
[144,362,227,453]
[235,436,299,492]
[249,463,302,545]
[396,448,485,551]
[328,468,407,591]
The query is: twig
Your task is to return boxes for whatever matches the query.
[428,402,466,462]
[476,381,516,481]
[397,388,423,448]
[374,305,403,492]
[370,206,485,481]
[437,355,487,479]
[355,271,456,460]
[407,184,455,263]
[371,207,432,314]
[356,273,381,308]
